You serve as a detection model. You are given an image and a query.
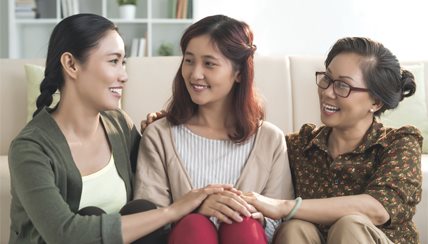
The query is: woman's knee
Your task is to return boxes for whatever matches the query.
[77,206,106,216]
[327,214,389,244]
[219,217,267,244]
[330,214,370,233]
[168,213,218,244]
[273,219,322,244]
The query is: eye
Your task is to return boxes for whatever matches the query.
[335,80,350,89]
[204,61,216,67]
[320,74,332,85]
[109,59,119,64]
[122,59,127,66]
[183,58,193,64]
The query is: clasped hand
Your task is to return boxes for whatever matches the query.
[197,189,265,225]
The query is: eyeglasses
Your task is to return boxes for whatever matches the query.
[315,72,369,98]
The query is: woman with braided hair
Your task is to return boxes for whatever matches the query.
[8,13,232,244]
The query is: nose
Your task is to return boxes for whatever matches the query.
[190,63,204,81]
[119,66,128,83]
[321,83,336,98]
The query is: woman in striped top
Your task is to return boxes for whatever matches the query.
[134,15,294,243]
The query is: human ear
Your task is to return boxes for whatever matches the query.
[234,70,241,83]
[60,52,79,80]
[370,99,383,113]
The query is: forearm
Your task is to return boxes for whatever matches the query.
[121,207,176,243]
[292,194,389,225]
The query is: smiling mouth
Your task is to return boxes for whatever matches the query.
[109,87,122,95]
[190,82,210,90]
[323,103,340,112]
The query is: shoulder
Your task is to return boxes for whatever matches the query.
[258,121,285,137]
[10,110,59,152]
[254,121,286,148]
[382,124,423,148]
[286,123,324,147]
[142,117,171,138]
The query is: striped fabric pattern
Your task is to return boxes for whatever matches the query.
[172,124,254,188]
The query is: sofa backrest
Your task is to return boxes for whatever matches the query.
[1,57,428,154]
[0,59,45,155]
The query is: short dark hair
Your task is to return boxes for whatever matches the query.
[166,15,264,143]
[33,13,118,117]
[325,37,416,116]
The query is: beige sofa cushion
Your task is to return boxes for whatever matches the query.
[0,59,45,155]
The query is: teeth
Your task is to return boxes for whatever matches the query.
[192,84,209,89]
[323,104,340,112]
[109,88,122,95]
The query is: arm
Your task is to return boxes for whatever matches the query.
[245,128,422,226]
[243,193,387,225]
[121,185,228,243]
[9,140,123,244]
[10,139,226,244]
[134,123,172,207]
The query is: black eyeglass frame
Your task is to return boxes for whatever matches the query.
[315,71,369,98]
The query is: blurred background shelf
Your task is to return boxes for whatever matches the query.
[8,0,194,58]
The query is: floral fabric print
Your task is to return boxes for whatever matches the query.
[286,121,423,244]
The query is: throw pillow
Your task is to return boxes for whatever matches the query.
[380,63,428,153]
[25,64,60,122]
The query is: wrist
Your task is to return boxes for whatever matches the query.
[164,205,180,223]
[281,199,294,219]
[282,197,302,221]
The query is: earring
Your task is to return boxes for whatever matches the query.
[370,108,375,113]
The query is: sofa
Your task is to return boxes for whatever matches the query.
[1,56,427,243]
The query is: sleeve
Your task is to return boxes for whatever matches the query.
[9,139,123,244]
[116,109,141,173]
[261,128,294,200]
[259,126,294,242]
[133,125,172,207]
[365,128,423,226]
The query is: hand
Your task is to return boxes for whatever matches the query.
[198,190,252,224]
[140,110,167,133]
[167,184,235,222]
[242,192,289,220]
[247,203,265,227]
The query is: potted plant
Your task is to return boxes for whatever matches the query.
[117,0,138,19]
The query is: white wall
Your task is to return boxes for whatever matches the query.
[194,0,428,60]
[2,0,427,59]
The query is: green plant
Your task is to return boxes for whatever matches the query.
[157,42,174,56]
[117,0,137,5]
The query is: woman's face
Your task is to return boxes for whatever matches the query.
[181,34,239,109]
[74,30,127,111]
[318,52,376,130]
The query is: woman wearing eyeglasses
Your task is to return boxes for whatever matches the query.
[243,37,423,244]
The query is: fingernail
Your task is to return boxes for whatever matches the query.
[236,215,243,222]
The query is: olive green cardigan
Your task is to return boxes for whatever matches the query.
[8,108,140,244]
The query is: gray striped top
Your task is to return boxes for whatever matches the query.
[172,124,255,188]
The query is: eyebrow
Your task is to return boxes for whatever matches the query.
[106,52,124,58]
[326,68,354,81]
[184,51,219,61]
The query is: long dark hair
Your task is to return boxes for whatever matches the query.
[166,15,264,143]
[33,13,118,117]
[325,37,416,116]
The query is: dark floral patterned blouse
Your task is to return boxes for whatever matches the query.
[286,121,423,244]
